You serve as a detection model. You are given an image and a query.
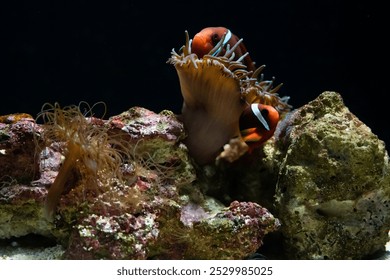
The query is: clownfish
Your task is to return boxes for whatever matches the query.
[239,103,280,153]
[191,27,256,72]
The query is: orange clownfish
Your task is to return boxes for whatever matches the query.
[191,27,256,72]
[239,103,280,153]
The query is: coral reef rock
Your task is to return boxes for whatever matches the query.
[0,107,279,259]
[274,91,390,259]
[0,115,53,239]
[2,92,388,260]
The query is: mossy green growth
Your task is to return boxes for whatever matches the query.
[0,201,53,239]
[275,92,390,259]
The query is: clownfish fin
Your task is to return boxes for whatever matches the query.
[240,128,263,143]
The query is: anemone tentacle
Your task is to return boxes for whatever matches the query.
[168,29,291,164]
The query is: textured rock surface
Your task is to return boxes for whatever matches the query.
[0,107,280,259]
[0,115,40,184]
[0,115,52,238]
[1,92,389,259]
[274,92,390,259]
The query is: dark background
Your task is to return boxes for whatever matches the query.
[2,1,389,147]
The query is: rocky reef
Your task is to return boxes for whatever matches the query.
[0,92,389,259]
[0,106,279,259]
[274,92,390,259]
[172,91,390,259]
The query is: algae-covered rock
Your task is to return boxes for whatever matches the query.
[196,142,280,212]
[152,200,280,259]
[0,115,53,239]
[274,91,390,259]
[0,106,279,259]
[0,185,52,238]
[2,93,388,260]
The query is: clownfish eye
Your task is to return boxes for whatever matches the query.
[211,33,220,45]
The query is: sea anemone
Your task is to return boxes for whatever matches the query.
[168,30,290,165]
[36,102,125,220]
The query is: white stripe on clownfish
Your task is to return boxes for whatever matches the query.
[251,103,270,131]
[210,29,232,56]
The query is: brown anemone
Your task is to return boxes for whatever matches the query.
[168,31,290,165]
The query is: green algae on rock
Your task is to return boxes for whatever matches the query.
[274,91,390,259]
[151,200,280,259]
